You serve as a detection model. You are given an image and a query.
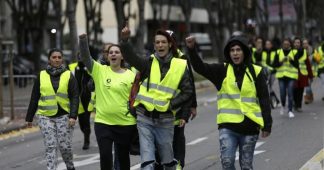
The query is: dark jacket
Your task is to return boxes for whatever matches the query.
[73,62,92,112]
[187,35,272,134]
[120,42,193,120]
[176,51,197,122]
[25,70,79,122]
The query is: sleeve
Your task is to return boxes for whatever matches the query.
[119,41,151,74]
[256,68,272,133]
[25,74,41,122]
[183,54,198,108]
[170,68,193,111]
[186,46,226,90]
[68,73,79,119]
[79,34,94,72]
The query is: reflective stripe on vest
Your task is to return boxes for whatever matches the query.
[134,56,187,113]
[217,64,264,128]
[37,70,71,116]
[275,49,299,79]
[298,49,308,76]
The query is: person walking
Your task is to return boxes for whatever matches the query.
[120,26,193,170]
[313,42,324,101]
[79,34,137,170]
[154,30,197,170]
[69,60,92,150]
[185,35,272,170]
[272,38,299,118]
[25,48,78,170]
[302,38,316,104]
[264,39,281,108]
[292,37,313,112]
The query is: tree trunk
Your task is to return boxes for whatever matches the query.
[67,0,78,62]
[279,0,285,39]
[134,0,145,55]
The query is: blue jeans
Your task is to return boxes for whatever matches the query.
[137,114,176,170]
[278,78,295,111]
[219,128,258,170]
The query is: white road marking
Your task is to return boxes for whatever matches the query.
[57,154,100,170]
[186,137,208,146]
[299,148,324,170]
[130,163,141,170]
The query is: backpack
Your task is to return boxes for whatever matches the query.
[127,72,141,118]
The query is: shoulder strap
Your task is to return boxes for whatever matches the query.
[247,64,257,84]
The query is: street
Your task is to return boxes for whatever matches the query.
[0,79,323,170]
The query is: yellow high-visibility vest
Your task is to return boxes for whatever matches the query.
[217,64,264,128]
[298,49,308,76]
[69,62,85,114]
[37,70,71,116]
[275,49,299,79]
[134,55,187,113]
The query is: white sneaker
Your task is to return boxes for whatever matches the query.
[288,111,295,118]
[280,107,285,115]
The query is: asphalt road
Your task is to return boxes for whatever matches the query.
[0,79,323,170]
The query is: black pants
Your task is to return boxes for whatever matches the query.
[155,125,186,169]
[78,111,91,137]
[94,123,135,170]
[293,87,304,108]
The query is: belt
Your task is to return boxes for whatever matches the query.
[138,105,173,119]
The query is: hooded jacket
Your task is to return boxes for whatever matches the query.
[187,35,272,134]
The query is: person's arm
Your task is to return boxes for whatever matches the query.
[25,74,41,123]
[185,36,226,89]
[170,69,193,110]
[68,73,79,120]
[79,34,94,72]
[120,42,150,73]
[256,68,272,134]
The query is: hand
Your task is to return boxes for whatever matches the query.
[189,107,197,120]
[69,118,76,127]
[26,122,33,128]
[121,21,131,41]
[261,131,270,138]
[179,119,186,127]
[185,36,196,49]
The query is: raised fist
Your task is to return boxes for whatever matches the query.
[185,36,196,49]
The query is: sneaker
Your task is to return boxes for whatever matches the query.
[288,111,295,118]
[295,107,303,112]
[280,107,285,115]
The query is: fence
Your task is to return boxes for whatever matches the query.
[1,75,36,120]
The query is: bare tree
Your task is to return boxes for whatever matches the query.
[67,0,78,62]
[5,0,50,73]
[178,0,192,34]
[279,0,285,39]
[111,0,129,41]
[134,0,145,55]
[83,0,103,46]
[293,0,305,37]
[256,0,270,39]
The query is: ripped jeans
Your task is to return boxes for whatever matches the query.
[219,128,258,170]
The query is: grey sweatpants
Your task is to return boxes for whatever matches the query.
[37,114,74,170]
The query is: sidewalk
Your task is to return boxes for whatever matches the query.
[0,80,214,134]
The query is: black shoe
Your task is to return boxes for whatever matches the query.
[82,142,89,150]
